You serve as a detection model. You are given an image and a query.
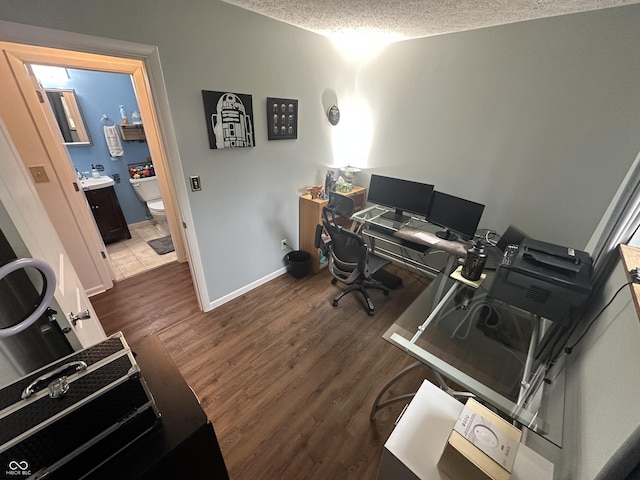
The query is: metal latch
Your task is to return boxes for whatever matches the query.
[48,376,70,399]
[68,309,91,326]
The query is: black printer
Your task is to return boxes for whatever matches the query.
[488,238,593,322]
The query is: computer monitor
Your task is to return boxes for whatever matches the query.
[427,191,485,241]
[367,174,434,223]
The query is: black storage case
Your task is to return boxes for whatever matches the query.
[0,332,160,479]
[488,238,593,322]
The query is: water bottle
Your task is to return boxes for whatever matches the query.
[461,240,487,281]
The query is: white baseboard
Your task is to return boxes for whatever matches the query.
[205,267,288,311]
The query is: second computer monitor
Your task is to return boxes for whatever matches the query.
[427,191,485,241]
[367,174,434,223]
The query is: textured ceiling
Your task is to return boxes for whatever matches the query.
[221,0,640,40]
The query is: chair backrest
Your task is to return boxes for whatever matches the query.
[322,192,355,227]
[322,213,370,283]
[324,221,363,264]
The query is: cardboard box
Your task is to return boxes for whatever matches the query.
[437,398,522,480]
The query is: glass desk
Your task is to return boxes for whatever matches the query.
[377,270,567,447]
[352,205,468,278]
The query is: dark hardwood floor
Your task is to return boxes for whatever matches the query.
[92,261,439,480]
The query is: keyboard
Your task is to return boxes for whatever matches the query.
[367,223,397,236]
[400,239,430,253]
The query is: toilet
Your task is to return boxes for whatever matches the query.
[129,176,169,236]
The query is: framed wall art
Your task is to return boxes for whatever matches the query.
[202,90,256,149]
[267,97,298,140]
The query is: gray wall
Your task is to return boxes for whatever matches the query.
[358,6,640,248]
[562,260,640,479]
[2,2,640,478]
[2,1,639,298]
[0,0,356,301]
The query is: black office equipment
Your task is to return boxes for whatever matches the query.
[496,224,529,252]
[367,222,397,236]
[367,174,434,223]
[320,192,391,315]
[485,225,529,270]
[488,238,593,322]
[426,191,485,241]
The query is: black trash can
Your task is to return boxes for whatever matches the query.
[286,250,311,278]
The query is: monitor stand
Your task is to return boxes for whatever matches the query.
[435,229,458,241]
[380,209,410,224]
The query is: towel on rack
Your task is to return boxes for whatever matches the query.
[103,125,123,157]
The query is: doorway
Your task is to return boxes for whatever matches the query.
[32,65,177,281]
[0,40,204,309]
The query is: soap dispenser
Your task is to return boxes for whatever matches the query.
[91,165,100,178]
[119,105,129,125]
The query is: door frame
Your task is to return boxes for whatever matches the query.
[0,20,208,310]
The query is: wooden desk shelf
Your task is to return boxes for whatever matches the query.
[299,186,366,274]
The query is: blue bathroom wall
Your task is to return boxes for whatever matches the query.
[39,68,151,225]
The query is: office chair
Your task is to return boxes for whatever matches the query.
[315,192,390,315]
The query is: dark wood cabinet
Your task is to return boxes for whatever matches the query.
[85,186,131,244]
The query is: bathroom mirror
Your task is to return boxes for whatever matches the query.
[45,89,92,146]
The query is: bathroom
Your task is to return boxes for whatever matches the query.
[33,65,175,280]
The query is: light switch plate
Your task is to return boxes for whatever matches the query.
[189,175,202,191]
[29,166,49,183]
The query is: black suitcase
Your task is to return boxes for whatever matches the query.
[0,332,160,479]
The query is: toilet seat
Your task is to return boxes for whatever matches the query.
[147,199,164,214]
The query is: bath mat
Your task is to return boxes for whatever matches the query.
[147,236,174,255]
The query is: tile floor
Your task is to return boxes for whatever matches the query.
[106,223,177,281]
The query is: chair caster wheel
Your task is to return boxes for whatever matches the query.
[331,278,338,285]
[332,300,339,307]
[366,299,375,315]
[383,290,389,296]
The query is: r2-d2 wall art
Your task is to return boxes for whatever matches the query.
[202,90,256,149]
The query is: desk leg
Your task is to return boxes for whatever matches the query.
[517,313,540,405]
[410,283,458,343]
[443,253,458,277]
[370,361,425,420]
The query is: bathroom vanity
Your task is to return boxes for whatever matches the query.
[81,176,131,244]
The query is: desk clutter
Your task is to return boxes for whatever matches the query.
[377,380,554,480]
[438,398,521,480]
[451,265,487,288]
[301,173,594,326]
[354,174,594,322]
